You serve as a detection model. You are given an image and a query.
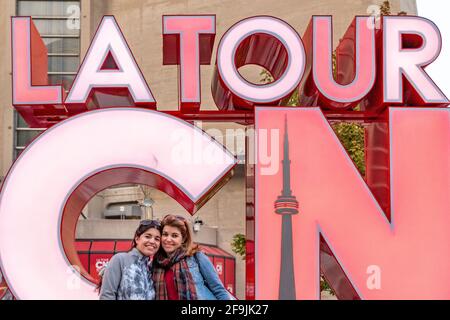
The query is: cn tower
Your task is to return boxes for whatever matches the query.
[274,115,299,300]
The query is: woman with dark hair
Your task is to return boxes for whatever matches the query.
[99,220,161,300]
[152,214,233,300]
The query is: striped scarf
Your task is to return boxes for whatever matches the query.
[152,248,197,300]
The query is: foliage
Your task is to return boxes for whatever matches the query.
[231,233,246,260]
[380,0,391,15]
[259,68,274,84]
[380,0,407,16]
[260,67,366,177]
[320,276,335,295]
[331,122,366,176]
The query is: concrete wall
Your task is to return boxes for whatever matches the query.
[76,219,218,244]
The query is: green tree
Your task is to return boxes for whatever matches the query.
[231,233,246,260]
[380,0,391,15]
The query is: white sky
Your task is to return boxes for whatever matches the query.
[416,0,450,99]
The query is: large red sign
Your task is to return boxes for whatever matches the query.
[0,14,448,300]
[254,107,449,299]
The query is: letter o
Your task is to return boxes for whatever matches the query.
[216,16,305,105]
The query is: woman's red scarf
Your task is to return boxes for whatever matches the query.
[152,248,198,300]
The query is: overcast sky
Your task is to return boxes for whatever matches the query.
[416,0,450,99]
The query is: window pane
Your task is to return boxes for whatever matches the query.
[16,130,42,147]
[15,149,24,159]
[16,114,28,128]
[48,74,76,90]
[48,56,79,72]
[15,1,81,162]
[43,37,80,54]
[33,19,79,36]
[18,1,80,17]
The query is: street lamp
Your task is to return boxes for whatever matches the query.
[193,217,204,233]
[141,197,154,220]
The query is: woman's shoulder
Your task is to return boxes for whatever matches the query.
[112,251,130,260]
[108,251,132,266]
[193,250,209,261]
[185,249,204,260]
[188,250,213,269]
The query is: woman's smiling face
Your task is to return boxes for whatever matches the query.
[134,227,161,257]
[161,225,183,255]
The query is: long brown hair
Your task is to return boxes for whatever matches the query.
[160,214,199,256]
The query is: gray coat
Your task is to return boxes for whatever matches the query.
[99,248,155,300]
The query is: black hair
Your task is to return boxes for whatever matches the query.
[131,220,162,250]
[97,220,161,294]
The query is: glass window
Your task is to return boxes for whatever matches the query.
[14,114,44,159]
[16,130,42,147]
[16,114,28,128]
[48,56,79,72]
[14,149,24,159]
[17,1,80,17]
[104,202,142,220]
[43,37,79,54]
[34,19,80,36]
[14,0,80,160]
[48,74,76,90]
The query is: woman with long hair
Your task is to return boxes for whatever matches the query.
[152,214,233,300]
[99,219,161,300]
